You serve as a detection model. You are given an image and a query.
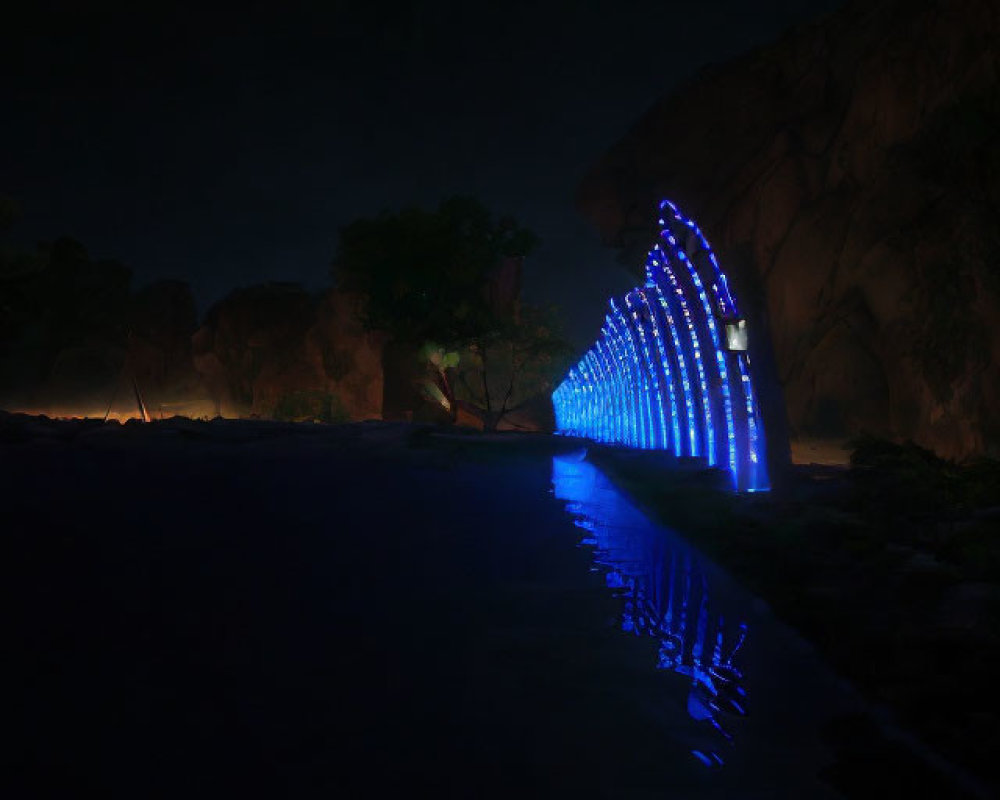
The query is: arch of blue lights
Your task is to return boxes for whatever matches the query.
[552,200,768,492]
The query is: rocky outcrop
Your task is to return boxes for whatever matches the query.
[1,238,385,422]
[192,285,384,421]
[579,0,1000,459]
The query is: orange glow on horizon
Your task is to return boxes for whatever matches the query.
[2,400,220,423]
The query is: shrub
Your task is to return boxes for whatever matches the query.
[272,390,349,424]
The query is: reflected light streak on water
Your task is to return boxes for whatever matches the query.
[552,451,748,769]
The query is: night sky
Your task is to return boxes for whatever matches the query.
[3,0,842,346]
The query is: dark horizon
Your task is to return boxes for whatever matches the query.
[3,0,845,346]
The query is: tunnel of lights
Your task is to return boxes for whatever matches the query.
[552,200,768,492]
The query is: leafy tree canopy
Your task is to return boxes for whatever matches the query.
[331,195,539,344]
[332,196,571,430]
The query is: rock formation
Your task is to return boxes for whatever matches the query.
[578,0,1000,459]
[192,284,384,421]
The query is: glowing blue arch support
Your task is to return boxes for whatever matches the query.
[553,200,769,492]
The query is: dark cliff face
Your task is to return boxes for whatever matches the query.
[579,0,1000,459]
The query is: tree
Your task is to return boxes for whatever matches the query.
[333,196,538,340]
[331,196,553,425]
[454,303,571,432]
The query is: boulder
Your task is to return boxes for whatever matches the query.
[192,284,384,421]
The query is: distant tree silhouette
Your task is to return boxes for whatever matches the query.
[332,195,563,427]
[455,303,571,432]
[0,201,133,404]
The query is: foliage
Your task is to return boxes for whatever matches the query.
[849,433,960,517]
[454,304,572,431]
[416,341,461,416]
[849,433,1000,516]
[1,233,132,395]
[331,195,539,345]
[272,389,349,424]
[332,195,561,429]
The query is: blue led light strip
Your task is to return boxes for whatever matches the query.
[600,320,624,445]
[614,305,655,450]
[592,345,619,445]
[671,242,736,481]
[610,299,653,449]
[575,356,595,439]
[568,370,581,437]
[551,198,768,492]
[638,286,681,456]
[654,248,715,464]
[557,372,570,435]
[648,250,698,457]
[563,369,576,436]
[586,348,613,444]
[626,292,670,451]
[605,313,640,447]
[736,353,766,491]
[615,309,648,448]
[660,199,761,488]
[595,339,624,444]
[580,350,604,441]
[662,199,739,316]
[572,370,584,437]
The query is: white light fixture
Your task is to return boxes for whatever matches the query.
[724,319,748,352]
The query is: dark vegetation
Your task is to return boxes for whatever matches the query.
[0,206,205,416]
[272,389,349,424]
[1,194,567,430]
[588,436,1000,792]
[0,234,134,404]
[332,196,571,430]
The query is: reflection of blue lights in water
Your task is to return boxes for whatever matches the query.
[552,452,749,769]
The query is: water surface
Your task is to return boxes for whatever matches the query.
[552,451,863,796]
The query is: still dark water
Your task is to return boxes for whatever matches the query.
[551,451,862,797]
[7,424,872,797]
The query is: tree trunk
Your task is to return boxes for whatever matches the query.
[381,338,423,420]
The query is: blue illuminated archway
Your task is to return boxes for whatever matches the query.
[553,200,768,492]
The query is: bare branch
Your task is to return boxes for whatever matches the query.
[480,344,492,413]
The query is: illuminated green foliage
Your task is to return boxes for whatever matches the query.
[332,196,564,428]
